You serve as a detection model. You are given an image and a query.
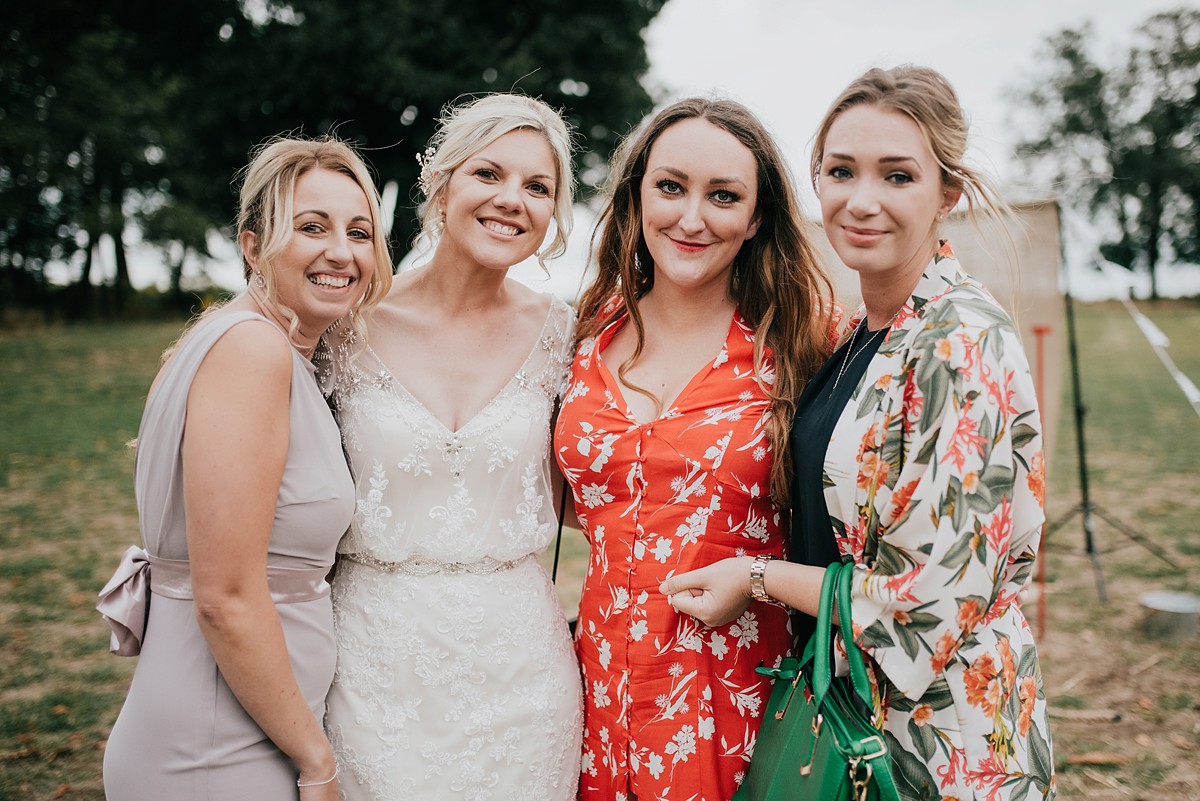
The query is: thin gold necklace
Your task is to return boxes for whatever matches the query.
[831,321,887,392]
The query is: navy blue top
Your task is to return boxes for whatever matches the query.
[788,322,887,647]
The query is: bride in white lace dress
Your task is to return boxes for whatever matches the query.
[319,95,582,800]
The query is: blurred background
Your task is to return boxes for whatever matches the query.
[2,3,1199,799]
[4,0,1200,318]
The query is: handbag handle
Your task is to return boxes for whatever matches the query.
[835,561,875,710]
[812,562,874,712]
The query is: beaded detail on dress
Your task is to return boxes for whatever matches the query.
[319,296,583,801]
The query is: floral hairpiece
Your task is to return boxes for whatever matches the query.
[415,144,437,197]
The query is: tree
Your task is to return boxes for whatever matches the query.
[1,0,667,317]
[1016,9,1200,299]
[169,0,667,251]
[0,0,232,317]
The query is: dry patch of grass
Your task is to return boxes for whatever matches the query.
[2,303,1199,799]
[1038,300,1200,800]
[0,321,176,801]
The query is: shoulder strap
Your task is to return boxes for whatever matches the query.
[551,477,568,583]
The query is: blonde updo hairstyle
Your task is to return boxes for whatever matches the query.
[236,135,393,345]
[811,65,1010,231]
[416,93,575,270]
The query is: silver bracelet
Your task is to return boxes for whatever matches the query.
[298,765,338,788]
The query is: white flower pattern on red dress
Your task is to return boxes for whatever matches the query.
[555,309,792,801]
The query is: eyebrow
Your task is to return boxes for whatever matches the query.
[825,153,919,166]
[294,209,373,224]
[469,157,556,183]
[653,165,750,189]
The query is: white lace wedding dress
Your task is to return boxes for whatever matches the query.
[319,296,582,801]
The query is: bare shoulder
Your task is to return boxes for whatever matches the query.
[504,278,555,326]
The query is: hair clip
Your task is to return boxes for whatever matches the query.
[415,144,438,197]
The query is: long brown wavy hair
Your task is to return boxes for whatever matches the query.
[576,97,834,505]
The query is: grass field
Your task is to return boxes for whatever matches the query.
[1,301,1198,800]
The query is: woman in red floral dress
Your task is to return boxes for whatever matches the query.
[554,98,834,801]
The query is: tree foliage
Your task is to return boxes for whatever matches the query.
[0,0,666,318]
[1016,8,1200,299]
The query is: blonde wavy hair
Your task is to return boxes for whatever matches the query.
[236,135,393,347]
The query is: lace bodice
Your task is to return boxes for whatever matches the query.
[320,296,576,565]
[319,295,584,800]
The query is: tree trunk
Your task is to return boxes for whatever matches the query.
[66,230,96,320]
[169,243,190,311]
[111,220,132,313]
[1144,190,1163,302]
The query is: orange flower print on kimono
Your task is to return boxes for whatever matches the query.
[554,310,792,801]
[824,244,1055,800]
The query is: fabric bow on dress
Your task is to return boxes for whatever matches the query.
[96,545,151,656]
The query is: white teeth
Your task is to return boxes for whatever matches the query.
[482,220,520,237]
[310,274,351,288]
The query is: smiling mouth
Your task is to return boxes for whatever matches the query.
[309,274,353,288]
[668,236,711,252]
[481,219,523,237]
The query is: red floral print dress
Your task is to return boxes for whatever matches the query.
[554,309,792,801]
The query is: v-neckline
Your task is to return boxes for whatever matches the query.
[366,298,557,436]
[593,310,739,428]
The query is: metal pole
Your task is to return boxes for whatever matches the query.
[1061,286,1108,603]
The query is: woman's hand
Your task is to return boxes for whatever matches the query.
[660,557,754,627]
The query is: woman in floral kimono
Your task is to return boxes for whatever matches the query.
[554,97,834,801]
[665,66,1055,800]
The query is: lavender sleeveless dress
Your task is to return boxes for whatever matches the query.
[101,311,353,800]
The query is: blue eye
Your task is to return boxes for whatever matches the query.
[887,172,913,185]
[655,179,683,195]
[827,166,852,180]
[474,168,498,181]
[711,190,740,205]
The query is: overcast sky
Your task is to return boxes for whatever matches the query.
[643,0,1198,212]
[119,1,1200,291]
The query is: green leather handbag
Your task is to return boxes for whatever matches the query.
[733,562,900,801]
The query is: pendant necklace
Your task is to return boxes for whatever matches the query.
[830,320,888,392]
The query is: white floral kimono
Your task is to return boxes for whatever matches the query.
[826,243,1055,800]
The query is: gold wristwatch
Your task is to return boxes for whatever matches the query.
[749,554,784,606]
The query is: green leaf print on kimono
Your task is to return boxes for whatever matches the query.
[820,243,1055,800]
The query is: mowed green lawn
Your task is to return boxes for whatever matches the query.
[1,301,1197,800]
